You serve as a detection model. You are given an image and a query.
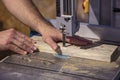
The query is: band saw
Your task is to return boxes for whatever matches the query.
[0,0,120,80]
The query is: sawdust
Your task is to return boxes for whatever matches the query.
[23,56,56,65]
[62,63,87,73]
[79,70,90,74]
[69,58,119,68]
[62,63,78,71]
[12,54,56,66]
[32,57,56,64]
[22,57,32,63]
[61,63,95,75]
[82,60,118,68]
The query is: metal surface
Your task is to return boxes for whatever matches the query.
[0,52,120,80]
[56,0,79,47]
[50,19,120,44]
[56,0,79,36]
[54,0,120,44]
[0,63,95,80]
[89,0,113,26]
[60,24,66,46]
[89,0,101,25]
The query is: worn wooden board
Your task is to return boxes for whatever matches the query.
[31,36,119,62]
[1,52,120,80]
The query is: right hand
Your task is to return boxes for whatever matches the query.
[0,28,36,55]
[40,25,92,51]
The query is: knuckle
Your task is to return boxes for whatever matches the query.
[42,37,49,43]
[42,37,46,42]
[9,28,15,35]
[6,36,13,44]
[7,29,16,41]
[43,38,48,43]
[6,44,11,49]
[9,28,15,32]
[4,37,12,46]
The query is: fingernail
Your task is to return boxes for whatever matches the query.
[32,39,36,44]
[33,46,37,50]
[23,51,27,55]
[30,50,33,53]
[55,46,62,55]
[53,45,58,51]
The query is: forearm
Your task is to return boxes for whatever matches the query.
[2,0,51,34]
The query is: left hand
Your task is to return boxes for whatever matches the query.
[0,28,36,55]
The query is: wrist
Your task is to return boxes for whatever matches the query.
[36,21,55,36]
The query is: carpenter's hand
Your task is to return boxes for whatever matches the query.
[41,25,92,51]
[0,28,36,55]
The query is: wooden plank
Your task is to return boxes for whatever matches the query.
[0,63,97,80]
[1,52,120,80]
[32,36,118,62]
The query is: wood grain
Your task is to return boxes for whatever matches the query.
[32,36,118,62]
[2,51,120,80]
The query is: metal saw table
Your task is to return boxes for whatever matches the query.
[0,51,120,80]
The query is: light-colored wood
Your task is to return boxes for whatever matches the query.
[32,36,118,62]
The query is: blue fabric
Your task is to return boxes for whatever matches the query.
[30,30,40,37]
